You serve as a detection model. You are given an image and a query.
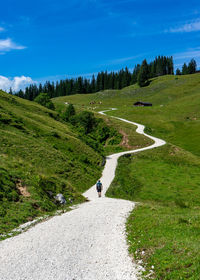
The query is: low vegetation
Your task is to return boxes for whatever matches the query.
[15,55,175,100]
[107,145,200,279]
[54,73,200,279]
[0,91,124,237]
[34,92,55,110]
[1,72,200,277]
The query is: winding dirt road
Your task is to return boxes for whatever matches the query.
[0,109,166,280]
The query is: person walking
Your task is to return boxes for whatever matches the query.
[96,180,103,198]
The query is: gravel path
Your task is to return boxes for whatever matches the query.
[0,109,166,280]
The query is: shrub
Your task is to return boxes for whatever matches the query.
[76,111,96,134]
[46,101,55,110]
[0,207,7,217]
[7,191,19,202]
[34,93,55,110]
[62,104,75,121]
[35,176,57,197]
[38,200,56,212]
[0,168,19,202]
[79,154,89,164]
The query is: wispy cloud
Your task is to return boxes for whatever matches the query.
[0,38,26,53]
[102,54,144,66]
[167,19,200,33]
[174,47,200,60]
[37,72,99,83]
[173,47,200,69]
[0,27,5,32]
[0,75,35,92]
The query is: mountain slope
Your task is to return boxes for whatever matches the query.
[0,91,104,235]
[53,73,200,156]
[53,73,200,279]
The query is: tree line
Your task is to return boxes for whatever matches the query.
[176,59,197,75]
[14,56,175,100]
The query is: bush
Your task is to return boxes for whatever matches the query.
[35,176,57,197]
[46,101,55,110]
[0,207,7,217]
[0,168,19,202]
[34,93,55,110]
[62,104,75,121]
[79,154,89,164]
[76,111,96,134]
[108,135,122,145]
[7,191,19,202]
[38,200,56,212]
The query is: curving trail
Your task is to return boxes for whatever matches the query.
[0,109,166,280]
[84,108,166,200]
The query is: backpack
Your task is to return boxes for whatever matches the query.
[96,181,102,189]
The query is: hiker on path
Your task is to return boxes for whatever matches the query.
[96,180,103,197]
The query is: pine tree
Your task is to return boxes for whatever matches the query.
[188,59,197,74]
[96,73,101,92]
[176,68,181,75]
[169,56,174,75]
[15,55,177,100]
[182,63,188,75]
[131,64,140,84]
[9,87,13,95]
[138,59,149,87]
[16,89,24,98]
[39,83,43,93]
[76,77,83,93]
[91,75,96,93]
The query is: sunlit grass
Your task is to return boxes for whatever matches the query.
[54,74,200,279]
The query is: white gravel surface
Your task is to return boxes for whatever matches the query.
[0,109,166,280]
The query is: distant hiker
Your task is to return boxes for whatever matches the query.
[96,180,103,198]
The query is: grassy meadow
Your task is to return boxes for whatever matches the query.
[53,74,200,155]
[53,73,200,279]
[107,145,200,279]
[0,90,128,236]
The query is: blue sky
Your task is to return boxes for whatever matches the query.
[1,0,200,90]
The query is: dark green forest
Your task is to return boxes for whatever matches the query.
[14,56,197,101]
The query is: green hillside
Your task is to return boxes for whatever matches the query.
[53,74,200,279]
[53,73,200,156]
[0,91,126,236]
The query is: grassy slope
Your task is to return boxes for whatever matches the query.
[54,74,200,156]
[54,74,200,279]
[53,98,154,152]
[107,146,200,279]
[0,91,105,235]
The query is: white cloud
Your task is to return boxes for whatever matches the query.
[101,54,145,67]
[0,38,26,53]
[167,19,200,33]
[0,75,35,92]
[173,47,200,70]
[174,47,200,60]
[0,27,5,32]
